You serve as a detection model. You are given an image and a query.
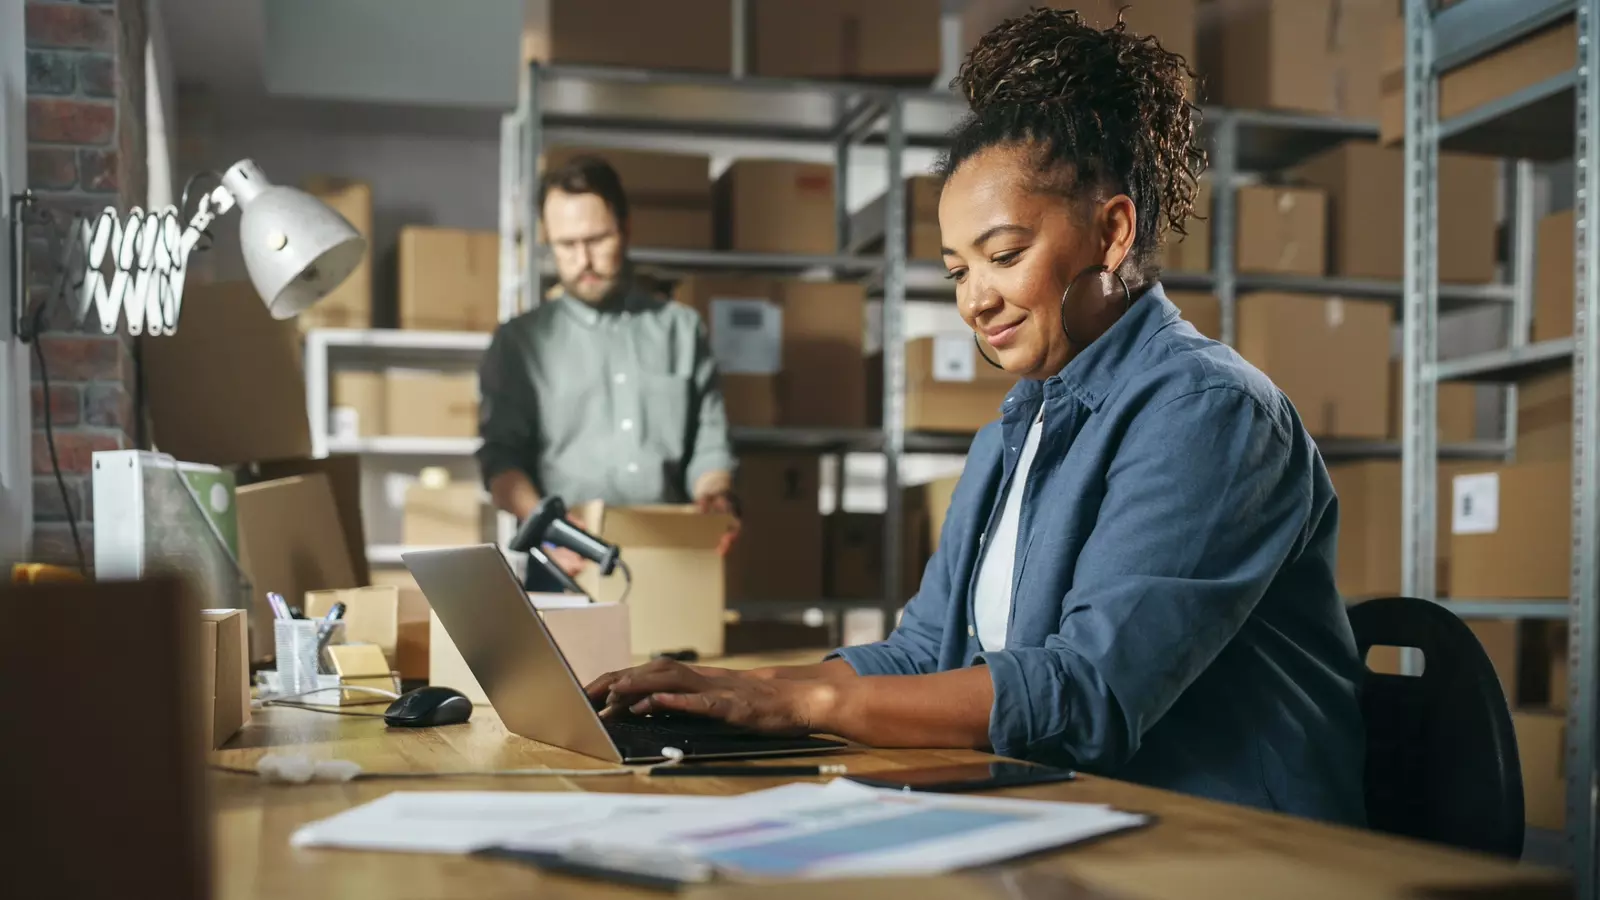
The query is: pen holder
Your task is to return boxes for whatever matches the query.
[273,619,346,696]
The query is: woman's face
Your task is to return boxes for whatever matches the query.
[940,144,1138,380]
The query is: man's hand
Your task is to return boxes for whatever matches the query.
[583,658,837,736]
[547,546,587,577]
[691,470,740,556]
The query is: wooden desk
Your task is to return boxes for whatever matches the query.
[212,658,1569,900]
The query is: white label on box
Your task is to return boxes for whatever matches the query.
[1453,472,1500,535]
[1325,297,1346,329]
[331,406,360,441]
[710,298,782,375]
[932,333,976,383]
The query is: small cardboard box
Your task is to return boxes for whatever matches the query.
[198,609,250,749]
[428,597,631,704]
[544,146,713,251]
[1449,461,1572,599]
[1535,210,1574,343]
[851,176,944,262]
[398,227,500,333]
[726,454,824,604]
[715,161,836,255]
[385,370,479,439]
[1386,360,1478,443]
[751,0,942,82]
[577,505,734,658]
[1163,178,1213,274]
[1236,293,1391,439]
[522,0,731,73]
[1518,371,1573,464]
[297,178,372,330]
[1328,461,1471,599]
[370,567,432,681]
[1514,710,1567,831]
[403,482,495,547]
[895,335,1016,433]
[1167,291,1222,342]
[718,374,781,428]
[1236,185,1327,276]
[305,585,401,669]
[331,370,387,439]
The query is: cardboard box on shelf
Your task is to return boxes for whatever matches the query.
[577,505,734,658]
[1521,621,1571,709]
[398,227,500,333]
[676,276,868,428]
[236,473,360,662]
[826,502,931,603]
[1449,461,1571,600]
[751,0,942,82]
[715,161,836,255]
[1386,360,1477,443]
[521,0,731,73]
[851,176,944,261]
[1328,461,1469,600]
[1167,291,1222,341]
[1163,178,1212,275]
[370,567,431,681]
[965,0,1197,67]
[402,482,495,547]
[1236,185,1327,276]
[331,371,387,439]
[1518,371,1573,464]
[1236,293,1391,439]
[1201,0,1384,116]
[1535,209,1574,343]
[428,597,632,702]
[1291,143,1499,284]
[544,146,713,251]
[1380,17,1576,147]
[198,609,250,749]
[244,455,370,587]
[305,585,401,670]
[1514,710,1566,831]
[725,621,833,655]
[297,178,372,331]
[727,454,824,604]
[920,475,961,553]
[891,335,1017,433]
[385,370,479,439]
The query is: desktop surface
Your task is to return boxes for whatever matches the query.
[208,662,1569,900]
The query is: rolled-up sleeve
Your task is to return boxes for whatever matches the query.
[979,387,1308,768]
[684,317,737,491]
[476,325,539,488]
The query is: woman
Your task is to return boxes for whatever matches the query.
[585,10,1366,826]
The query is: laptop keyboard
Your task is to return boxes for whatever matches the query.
[601,716,842,760]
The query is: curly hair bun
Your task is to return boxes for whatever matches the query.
[945,7,1205,275]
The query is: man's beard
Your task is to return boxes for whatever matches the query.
[562,263,631,306]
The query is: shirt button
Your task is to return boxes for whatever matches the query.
[620,419,635,432]
[626,462,639,474]
[614,373,627,385]
[968,625,976,637]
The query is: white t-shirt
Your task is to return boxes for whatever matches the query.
[973,410,1046,652]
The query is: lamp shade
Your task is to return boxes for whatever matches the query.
[221,160,366,320]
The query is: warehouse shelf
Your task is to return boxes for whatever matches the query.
[1220,107,1380,173]
[630,247,884,277]
[1234,273,1516,309]
[1433,0,1574,73]
[1436,600,1573,619]
[304,327,491,370]
[732,427,884,452]
[1438,69,1577,160]
[1432,337,1575,382]
[1317,439,1510,461]
[325,436,482,457]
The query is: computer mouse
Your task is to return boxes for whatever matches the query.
[383,686,473,728]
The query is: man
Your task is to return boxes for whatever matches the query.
[478,155,737,576]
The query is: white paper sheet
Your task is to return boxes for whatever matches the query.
[289,791,721,855]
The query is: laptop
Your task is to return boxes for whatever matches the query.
[402,544,845,764]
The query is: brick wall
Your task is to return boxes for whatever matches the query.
[25,0,147,566]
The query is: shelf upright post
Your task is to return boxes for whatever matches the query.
[1210,112,1240,348]
[522,62,545,315]
[731,0,749,79]
[499,112,523,325]
[882,95,909,624]
[1568,0,1600,889]
[1401,0,1440,608]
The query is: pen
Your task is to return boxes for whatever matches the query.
[648,764,848,778]
[314,602,346,672]
[267,592,289,620]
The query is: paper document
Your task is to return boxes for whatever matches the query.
[290,791,720,855]
[503,780,1149,881]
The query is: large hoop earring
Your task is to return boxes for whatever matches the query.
[973,331,1004,369]
[1059,264,1132,346]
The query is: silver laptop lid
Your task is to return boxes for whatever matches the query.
[401,544,622,764]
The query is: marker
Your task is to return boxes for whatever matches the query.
[267,592,290,620]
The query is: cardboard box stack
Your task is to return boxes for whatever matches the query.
[1236,185,1327,276]
[297,178,373,331]
[715,161,837,255]
[402,481,497,547]
[1291,143,1499,284]
[727,454,825,605]
[544,146,713,251]
[331,370,478,440]
[1236,293,1392,438]
[1202,0,1392,119]
[750,0,942,82]
[521,0,732,73]
[398,226,500,332]
[676,276,868,428]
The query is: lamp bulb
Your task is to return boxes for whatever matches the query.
[267,231,288,251]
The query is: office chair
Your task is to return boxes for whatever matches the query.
[1348,596,1525,858]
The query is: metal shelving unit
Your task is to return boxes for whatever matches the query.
[1402,0,1598,888]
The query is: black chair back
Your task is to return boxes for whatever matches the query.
[1348,596,1524,858]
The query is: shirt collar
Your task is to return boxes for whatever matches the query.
[553,278,660,326]
[1004,281,1181,413]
